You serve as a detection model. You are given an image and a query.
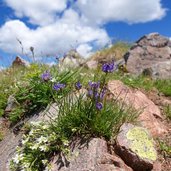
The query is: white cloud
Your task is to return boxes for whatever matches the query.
[76,0,166,25]
[76,43,93,58]
[5,0,68,25]
[0,66,5,71]
[0,9,110,58]
[0,0,167,59]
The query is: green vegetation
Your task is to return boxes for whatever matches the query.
[164,105,171,120]
[91,42,130,62]
[158,140,171,157]
[10,62,138,171]
[0,131,3,141]
[0,42,170,171]
[105,71,171,96]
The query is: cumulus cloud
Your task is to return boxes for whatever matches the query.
[0,0,167,58]
[76,0,166,25]
[76,43,93,58]
[4,0,68,26]
[0,9,109,57]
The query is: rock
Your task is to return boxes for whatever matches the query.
[152,161,162,171]
[51,138,132,171]
[58,50,85,72]
[85,60,98,69]
[5,95,19,115]
[116,123,157,171]
[124,33,171,79]
[12,56,30,67]
[108,80,168,137]
[0,118,7,130]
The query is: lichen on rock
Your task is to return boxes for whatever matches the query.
[126,127,157,161]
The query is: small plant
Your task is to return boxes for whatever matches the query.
[8,67,79,124]
[163,105,171,120]
[10,122,69,171]
[154,79,171,96]
[0,131,3,141]
[10,61,138,170]
[158,140,171,157]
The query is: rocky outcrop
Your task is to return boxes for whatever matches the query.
[124,33,171,79]
[108,80,168,137]
[116,123,157,171]
[58,50,85,72]
[12,56,30,67]
[5,95,19,116]
[51,138,132,171]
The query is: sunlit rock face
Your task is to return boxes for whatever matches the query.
[124,33,171,79]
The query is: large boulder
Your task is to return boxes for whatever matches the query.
[124,33,171,79]
[108,80,168,137]
[116,123,157,171]
[51,138,132,171]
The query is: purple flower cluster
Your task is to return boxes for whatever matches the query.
[53,83,66,91]
[87,81,107,110]
[102,61,115,73]
[75,81,82,90]
[96,102,103,110]
[88,81,100,89]
[41,71,51,81]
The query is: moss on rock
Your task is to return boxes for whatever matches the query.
[126,127,157,161]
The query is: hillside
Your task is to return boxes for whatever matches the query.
[0,33,171,171]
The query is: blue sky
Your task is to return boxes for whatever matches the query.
[0,0,171,68]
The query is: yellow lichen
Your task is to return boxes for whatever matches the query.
[126,127,157,161]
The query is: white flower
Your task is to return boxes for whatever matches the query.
[39,145,49,152]
[63,139,69,146]
[22,137,29,145]
[13,153,23,164]
[30,144,39,150]
[50,78,57,83]
[42,125,49,130]
[42,159,48,165]
[37,136,48,143]
[29,129,35,135]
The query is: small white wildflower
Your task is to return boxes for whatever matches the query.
[42,125,49,130]
[37,136,48,143]
[22,137,29,145]
[50,78,57,83]
[13,153,23,164]
[39,145,49,152]
[42,159,48,165]
[30,121,42,126]
[29,129,34,136]
[63,139,69,146]
[30,143,39,150]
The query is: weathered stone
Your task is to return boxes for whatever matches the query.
[51,138,132,171]
[12,56,30,67]
[58,50,85,72]
[116,123,157,171]
[85,60,98,69]
[5,95,18,115]
[108,80,168,136]
[124,33,171,79]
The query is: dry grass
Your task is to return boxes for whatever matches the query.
[90,42,130,63]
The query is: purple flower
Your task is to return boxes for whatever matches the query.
[41,71,51,81]
[87,90,93,97]
[88,81,100,89]
[75,81,82,90]
[100,88,107,99]
[102,61,115,73]
[53,83,65,91]
[96,102,103,110]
